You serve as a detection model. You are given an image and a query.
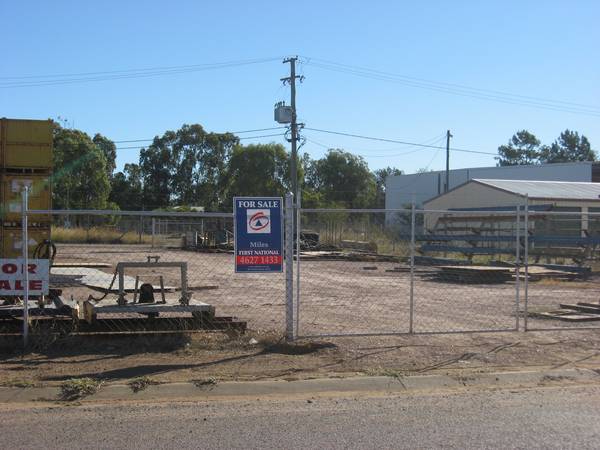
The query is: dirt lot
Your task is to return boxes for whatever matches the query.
[50,243,600,335]
[2,243,600,386]
[1,331,600,386]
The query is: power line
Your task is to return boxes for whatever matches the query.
[304,134,447,158]
[0,57,281,88]
[113,127,286,144]
[304,127,497,156]
[115,133,285,150]
[301,57,600,117]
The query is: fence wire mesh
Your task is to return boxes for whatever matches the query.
[297,209,413,337]
[413,209,520,333]
[523,209,600,331]
[7,211,286,346]
[5,204,600,348]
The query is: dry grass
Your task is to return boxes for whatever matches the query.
[59,377,102,401]
[51,226,152,245]
[128,376,161,393]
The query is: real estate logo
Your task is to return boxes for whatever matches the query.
[247,209,271,234]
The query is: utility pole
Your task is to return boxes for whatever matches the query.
[281,57,303,203]
[445,130,453,192]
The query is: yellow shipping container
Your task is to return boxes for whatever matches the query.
[2,227,50,258]
[0,118,53,169]
[0,174,51,225]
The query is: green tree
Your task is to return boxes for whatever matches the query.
[139,141,172,209]
[223,143,294,204]
[539,129,596,163]
[52,125,111,209]
[306,149,377,208]
[92,133,117,178]
[374,166,402,208]
[496,130,541,166]
[110,163,143,210]
[139,124,238,210]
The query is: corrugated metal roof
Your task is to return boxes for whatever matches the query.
[474,179,600,200]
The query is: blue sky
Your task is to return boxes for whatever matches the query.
[2,1,599,174]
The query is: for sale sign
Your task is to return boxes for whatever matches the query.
[234,197,283,273]
[0,259,50,295]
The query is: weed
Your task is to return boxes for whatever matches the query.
[59,378,102,401]
[192,377,218,388]
[128,376,160,393]
[365,367,406,380]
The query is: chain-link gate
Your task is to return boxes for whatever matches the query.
[294,206,522,337]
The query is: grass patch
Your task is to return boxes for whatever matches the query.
[192,377,218,388]
[128,376,160,393]
[364,367,406,380]
[59,377,102,401]
[51,226,152,245]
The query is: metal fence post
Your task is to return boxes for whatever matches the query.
[295,191,301,337]
[138,216,143,244]
[151,217,156,249]
[22,187,30,348]
[524,196,529,331]
[515,204,521,331]
[409,198,416,334]
[285,193,295,341]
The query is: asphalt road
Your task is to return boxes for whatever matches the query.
[1,386,599,449]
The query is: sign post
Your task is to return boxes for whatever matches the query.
[234,197,283,273]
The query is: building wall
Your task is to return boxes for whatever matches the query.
[421,181,600,235]
[424,182,520,210]
[422,182,521,230]
[385,162,595,208]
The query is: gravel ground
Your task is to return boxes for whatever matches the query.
[50,243,600,335]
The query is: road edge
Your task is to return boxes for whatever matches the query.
[0,367,598,406]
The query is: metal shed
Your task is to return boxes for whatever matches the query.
[420,179,600,262]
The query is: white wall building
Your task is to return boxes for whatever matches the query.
[423,179,600,236]
[385,161,600,208]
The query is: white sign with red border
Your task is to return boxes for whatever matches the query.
[0,259,50,295]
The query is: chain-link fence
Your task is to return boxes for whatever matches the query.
[297,209,413,337]
[5,202,600,347]
[294,206,600,337]
[296,208,521,337]
[523,209,600,331]
[8,210,285,345]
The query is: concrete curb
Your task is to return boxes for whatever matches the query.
[1,368,598,405]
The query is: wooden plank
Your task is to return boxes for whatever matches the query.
[559,304,600,314]
[532,310,600,322]
[573,302,600,309]
[52,262,112,268]
[437,265,512,272]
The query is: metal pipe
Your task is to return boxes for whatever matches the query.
[159,276,166,304]
[409,197,416,334]
[515,204,521,332]
[27,209,232,218]
[22,187,29,348]
[295,192,301,337]
[133,276,140,303]
[524,196,529,331]
[285,193,294,341]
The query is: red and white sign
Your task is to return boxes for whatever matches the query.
[246,209,271,234]
[0,259,49,295]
